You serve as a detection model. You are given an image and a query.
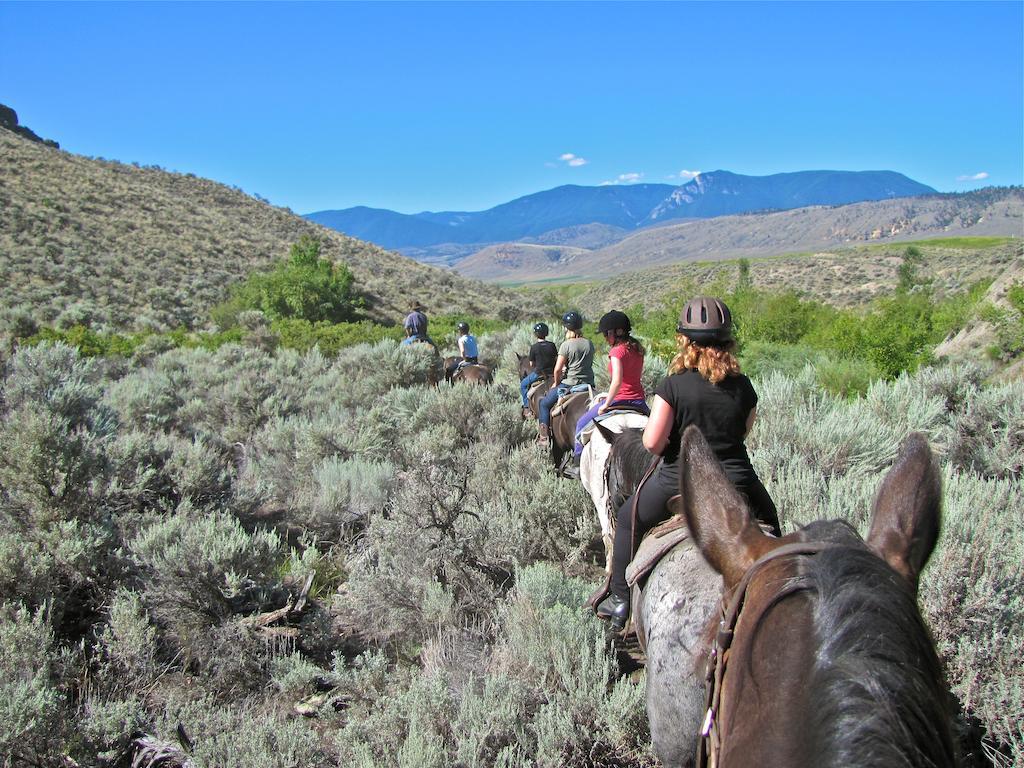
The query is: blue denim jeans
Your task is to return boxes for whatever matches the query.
[538,384,569,426]
[520,371,540,407]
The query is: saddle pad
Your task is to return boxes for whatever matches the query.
[526,379,547,399]
[578,409,648,447]
[625,513,690,588]
[550,390,588,419]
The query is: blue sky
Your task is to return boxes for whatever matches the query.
[2,1,1021,214]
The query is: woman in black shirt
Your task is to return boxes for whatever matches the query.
[596,297,780,630]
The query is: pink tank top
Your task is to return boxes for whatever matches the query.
[609,343,645,401]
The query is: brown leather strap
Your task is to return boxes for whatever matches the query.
[629,456,663,561]
[697,541,837,768]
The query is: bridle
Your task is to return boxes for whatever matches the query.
[697,541,837,768]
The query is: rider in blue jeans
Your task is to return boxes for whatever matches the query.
[537,311,595,447]
[521,322,557,413]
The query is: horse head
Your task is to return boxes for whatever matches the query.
[516,352,532,380]
[667,426,952,767]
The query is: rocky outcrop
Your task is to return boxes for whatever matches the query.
[0,103,59,148]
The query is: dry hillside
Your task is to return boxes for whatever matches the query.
[0,128,535,331]
[573,239,1024,314]
[456,189,1023,282]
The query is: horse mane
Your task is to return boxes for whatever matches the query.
[604,427,653,511]
[793,535,956,767]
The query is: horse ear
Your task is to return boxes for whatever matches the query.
[594,421,617,444]
[516,352,523,361]
[866,433,941,592]
[679,426,771,589]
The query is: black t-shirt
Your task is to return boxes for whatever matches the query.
[529,340,558,377]
[654,370,758,486]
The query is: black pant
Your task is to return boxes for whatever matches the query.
[609,471,780,600]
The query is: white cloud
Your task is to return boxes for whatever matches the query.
[956,171,989,182]
[665,169,701,181]
[600,172,644,185]
[557,152,588,167]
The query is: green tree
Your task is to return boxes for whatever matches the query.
[896,245,925,293]
[212,236,361,327]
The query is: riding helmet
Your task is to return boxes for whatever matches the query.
[561,311,584,331]
[457,322,469,333]
[598,310,631,335]
[677,296,732,344]
[533,322,549,337]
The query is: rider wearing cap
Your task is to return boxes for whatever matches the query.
[521,322,557,415]
[596,297,780,630]
[572,310,650,457]
[537,311,595,447]
[401,300,435,348]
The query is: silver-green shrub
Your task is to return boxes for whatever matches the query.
[0,603,66,764]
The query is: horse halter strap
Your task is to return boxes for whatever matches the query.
[697,541,837,768]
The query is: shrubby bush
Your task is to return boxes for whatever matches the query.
[331,565,654,768]
[0,603,68,764]
[211,235,362,328]
[920,470,1024,758]
[0,343,119,623]
[2,331,1021,765]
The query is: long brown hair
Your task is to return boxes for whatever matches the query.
[668,334,740,384]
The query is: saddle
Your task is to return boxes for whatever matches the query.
[550,389,590,419]
[577,403,648,448]
[526,378,548,401]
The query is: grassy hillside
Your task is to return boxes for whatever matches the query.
[0,128,535,331]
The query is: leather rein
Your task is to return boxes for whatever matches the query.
[696,541,837,768]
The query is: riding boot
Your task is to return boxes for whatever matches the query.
[536,423,550,447]
[596,593,630,631]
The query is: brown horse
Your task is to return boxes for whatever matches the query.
[640,427,954,767]
[548,390,591,474]
[516,352,552,419]
[450,363,493,385]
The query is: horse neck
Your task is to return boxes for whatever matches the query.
[717,548,956,768]
[717,560,819,768]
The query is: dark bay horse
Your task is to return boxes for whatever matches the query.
[450,363,493,385]
[637,427,954,767]
[444,356,493,385]
[548,390,591,474]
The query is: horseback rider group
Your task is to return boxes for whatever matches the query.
[513,298,778,631]
[401,298,777,633]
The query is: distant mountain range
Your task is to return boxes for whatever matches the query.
[455,187,1023,282]
[306,170,937,260]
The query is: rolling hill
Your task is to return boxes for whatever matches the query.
[0,127,534,331]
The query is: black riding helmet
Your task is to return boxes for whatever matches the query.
[457,322,469,333]
[562,311,584,331]
[598,310,631,335]
[677,296,732,345]
[533,322,549,337]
